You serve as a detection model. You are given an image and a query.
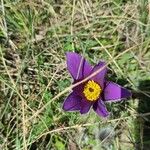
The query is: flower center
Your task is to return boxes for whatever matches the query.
[83,80,102,101]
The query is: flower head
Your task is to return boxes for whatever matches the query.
[63,52,131,117]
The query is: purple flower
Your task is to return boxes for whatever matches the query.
[63,52,131,117]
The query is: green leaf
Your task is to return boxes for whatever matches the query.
[55,139,65,150]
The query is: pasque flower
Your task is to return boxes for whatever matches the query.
[63,52,131,117]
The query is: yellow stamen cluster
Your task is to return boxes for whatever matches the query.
[83,80,102,101]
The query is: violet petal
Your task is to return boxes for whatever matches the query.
[91,61,107,89]
[63,92,81,111]
[66,52,92,80]
[80,99,93,114]
[104,81,131,102]
[93,99,109,117]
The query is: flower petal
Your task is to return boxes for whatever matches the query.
[104,81,131,102]
[80,99,93,114]
[93,99,109,117]
[91,61,107,89]
[63,92,81,111]
[66,52,92,80]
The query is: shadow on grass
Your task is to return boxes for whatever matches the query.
[134,80,150,150]
[108,77,150,149]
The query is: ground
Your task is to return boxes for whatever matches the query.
[0,0,150,150]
